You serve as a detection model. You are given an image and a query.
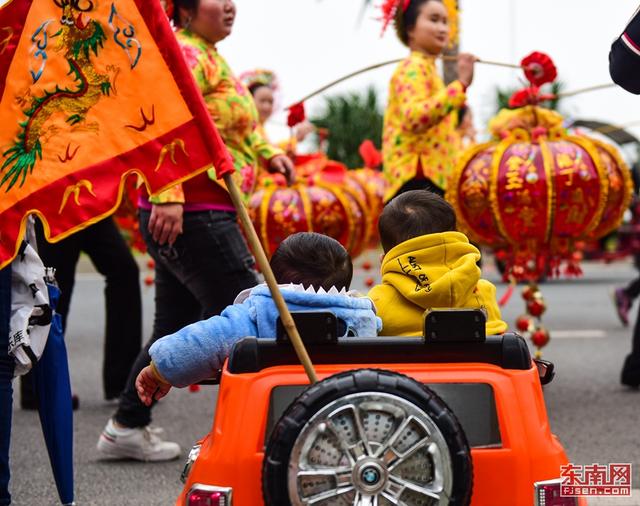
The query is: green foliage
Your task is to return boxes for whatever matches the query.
[494,81,566,114]
[311,86,383,169]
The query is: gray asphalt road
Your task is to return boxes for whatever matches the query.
[7,253,640,505]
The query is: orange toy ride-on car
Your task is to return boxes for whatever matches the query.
[177,310,584,506]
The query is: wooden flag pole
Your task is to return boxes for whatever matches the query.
[223,173,318,384]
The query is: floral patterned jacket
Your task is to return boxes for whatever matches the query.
[382,51,466,199]
[152,29,282,203]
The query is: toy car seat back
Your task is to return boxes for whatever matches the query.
[228,333,531,373]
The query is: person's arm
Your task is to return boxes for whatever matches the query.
[394,54,472,135]
[147,183,184,246]
[248,128,296,184]
[610,6,640,94]
[148,302,257,388]
[136,363,171,406]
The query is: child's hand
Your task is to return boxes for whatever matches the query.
[136,365,171,406]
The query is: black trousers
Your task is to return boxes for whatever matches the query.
[623,272,640,300]
[623,304,640,386]
[22,217,142,400]
[114,210,258,428]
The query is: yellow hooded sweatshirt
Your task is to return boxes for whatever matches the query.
[369,231,508,337]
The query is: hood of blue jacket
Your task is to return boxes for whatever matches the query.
[246,284,381,338]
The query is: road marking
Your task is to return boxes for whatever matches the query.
[549,330,607,339]
[589,491,640,505]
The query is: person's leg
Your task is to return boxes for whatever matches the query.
[98,210,257,461]
[0,266,14,505]
[97,211,200,461]
[81,218,142,399]
[614,284,635,327]
[178,211,258,319]
[624,276,640,300]
[113,257,199,429]
[622,304,640,387]
[113,211,256,427]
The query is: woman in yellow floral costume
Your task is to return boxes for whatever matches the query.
[382,0,475,200]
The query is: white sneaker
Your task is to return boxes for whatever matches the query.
[147,425,166,438]
[97,419,181,462]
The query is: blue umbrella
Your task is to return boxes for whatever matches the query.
[32,281,74,505]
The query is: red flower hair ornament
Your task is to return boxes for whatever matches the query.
[380,0,411,35]
[521,52,557,87]
[287,102,306,128]
[508,86,555,109]
[359,140,382,169]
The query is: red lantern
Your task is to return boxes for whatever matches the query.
[516,315,533,332]
[586,139,634,240]
[527,298,546,318]
[449,106,633,281]
[531,327,550,348]
[249,183,366,258]
[521,285,535,301]
[348,168,387,248]
[253,154,386,257]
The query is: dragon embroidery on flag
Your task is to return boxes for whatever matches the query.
[1,0,112,192]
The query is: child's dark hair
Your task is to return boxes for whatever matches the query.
[248,83,268,96]
[379,190,456,252]
[395,0,441,46]
[172,0,198,27]
[270,233,353,291]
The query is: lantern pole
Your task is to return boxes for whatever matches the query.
[223,173,318,384]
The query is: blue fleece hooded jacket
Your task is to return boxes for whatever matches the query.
[149,284,382,387]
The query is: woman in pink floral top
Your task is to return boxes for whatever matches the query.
[98,0,294,461]
[382,0,475,200]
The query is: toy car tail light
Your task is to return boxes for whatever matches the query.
[534,478,578,505]
[187,484,232,506]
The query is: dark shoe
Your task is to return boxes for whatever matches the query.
[621,354,640,388]
[614,288,631,326]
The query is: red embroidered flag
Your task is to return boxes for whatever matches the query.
[0,0,234,269]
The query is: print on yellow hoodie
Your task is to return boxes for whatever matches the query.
[368,231,508,337]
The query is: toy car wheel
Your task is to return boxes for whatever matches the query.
[263,369,473,505]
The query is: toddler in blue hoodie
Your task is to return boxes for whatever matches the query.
[136,232,381,405]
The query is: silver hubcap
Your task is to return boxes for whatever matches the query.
[287,392,453,505]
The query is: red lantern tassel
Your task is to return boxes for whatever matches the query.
[498,277,516,307]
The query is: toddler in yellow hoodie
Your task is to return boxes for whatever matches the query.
[369,190,508,336]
